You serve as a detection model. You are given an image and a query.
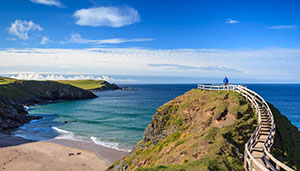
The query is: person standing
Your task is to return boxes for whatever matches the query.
[223,76,229,86]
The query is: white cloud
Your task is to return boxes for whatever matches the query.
[69,33,154,44]
[1,47,300,82]
[10,73,136,83]
[8,20,43,40]
[148,64,240,73]
[30,0,63,7]
[40,36,49,44]
[226,19,239,24]
[267,25,298,30]
[74,6,140,27]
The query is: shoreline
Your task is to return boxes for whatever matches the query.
[0,132,128,170]
[47,138,128,165]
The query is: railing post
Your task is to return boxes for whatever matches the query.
[244,147,247,170]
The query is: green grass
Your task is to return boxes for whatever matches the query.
[56,80,106,90]
[0,77,16,85]
[0,77,108,90]
[0,82,32,99]
[135,156,227,171]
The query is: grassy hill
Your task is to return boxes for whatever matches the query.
[0,77,17,85]
[57,80,107,90]
[109,89,300,171]
[109,89,258,171]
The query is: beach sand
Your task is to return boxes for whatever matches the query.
[0,133,128,171]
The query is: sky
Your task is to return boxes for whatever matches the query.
[0,0,300,83]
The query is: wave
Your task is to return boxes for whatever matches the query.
[90,136,131,152]
[24,105,30,110]
[52,127,70,134]
[51,127,81,141]
[52,127,131,152]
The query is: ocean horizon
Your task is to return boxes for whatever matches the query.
[12,84,300,152]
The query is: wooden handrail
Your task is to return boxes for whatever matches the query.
[198,84,295,171]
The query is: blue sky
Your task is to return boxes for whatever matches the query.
[0,0,300,83]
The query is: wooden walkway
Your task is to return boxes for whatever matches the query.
[198,84,295,171]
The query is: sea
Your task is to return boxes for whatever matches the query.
[12,84,300,152]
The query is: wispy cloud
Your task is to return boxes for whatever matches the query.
[69,33,154,44]
[8,20,43,40]
[226,19,239,24]
[74,6,140,27]
[148,64,240,73]
[40,36,49,45]
[267,25,298,30]
[30,0,63,8]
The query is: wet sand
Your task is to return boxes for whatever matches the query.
[48,139,128,165]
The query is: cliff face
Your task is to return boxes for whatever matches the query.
[0,78,97,129]
[270,104,300,170]
[109,89,258,171]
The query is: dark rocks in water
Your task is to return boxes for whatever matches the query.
[64,120,77,124]
[0,80,97,130]
[120,87,128,90]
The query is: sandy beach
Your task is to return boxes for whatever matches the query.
[0,133,128,171]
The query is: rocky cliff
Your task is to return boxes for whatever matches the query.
[109,89,300,171]
[0,77,97,129]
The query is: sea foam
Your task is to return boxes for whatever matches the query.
[90,136,131,152]
[52,127,81,141]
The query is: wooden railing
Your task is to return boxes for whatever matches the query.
[198,84,295,171]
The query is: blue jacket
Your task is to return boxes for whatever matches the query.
[223,77,229,84]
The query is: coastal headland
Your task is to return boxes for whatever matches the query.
[109,89,300,170]
[0,76,125,171]
[0,77,120,129]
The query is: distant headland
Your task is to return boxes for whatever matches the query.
[0,76,120,130]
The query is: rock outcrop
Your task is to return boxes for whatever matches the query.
[0,79,97,130]
[90,81,120,91]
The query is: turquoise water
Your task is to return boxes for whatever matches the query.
[13,84,300,151]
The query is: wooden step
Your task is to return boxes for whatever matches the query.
[260,128,270,132]
[261,125,271,129]
[259,132,270,136]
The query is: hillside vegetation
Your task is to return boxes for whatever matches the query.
[109,89,258,171]
[0,77,16,85]
[57,80,119,90]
